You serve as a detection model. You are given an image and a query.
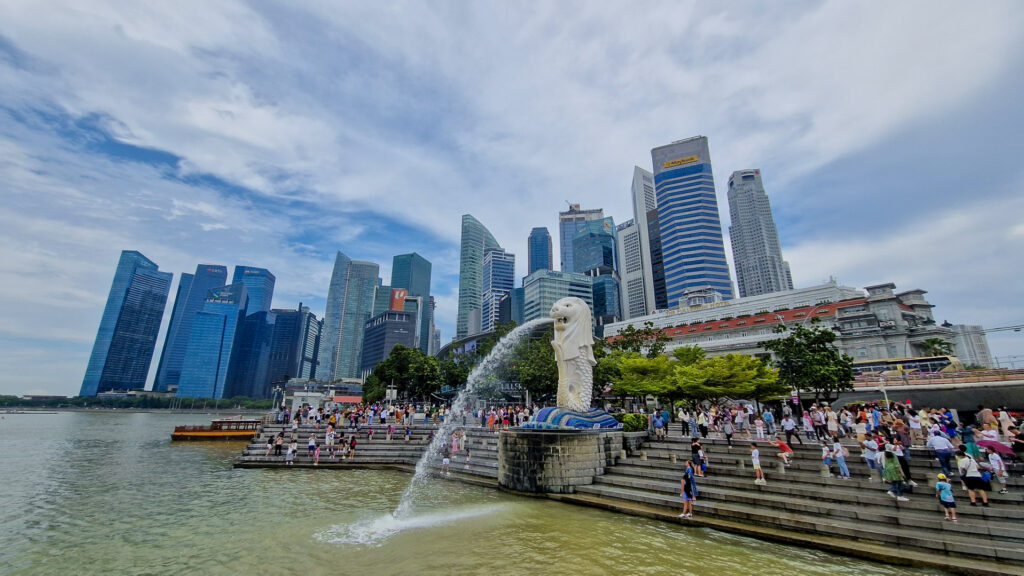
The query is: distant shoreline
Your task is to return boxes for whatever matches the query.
[2,407,267,415]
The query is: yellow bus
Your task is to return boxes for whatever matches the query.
[851,356,964,377]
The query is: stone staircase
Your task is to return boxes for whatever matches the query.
[565,432,1024,571]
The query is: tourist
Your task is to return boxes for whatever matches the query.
[452,430,461,454]
[313,443,321,466]
[754,417,765,440]
[893,439,918,489]
[985,446,1009,495]
[723,418,735,447]
[653,413,666,440]
[780,414,801,446]
[286,440,297,466]
[881,445,909,502]
[956,445,990,507]
[405,424,412,442]
[926,429,956,476]
[935,473,958,522]
[751,443,766,485]
[1009,425,1024,459]
[801,410,815,442]
[908,410,924,446]
[821,442,833,476]
[441,445,451,477]
[697,410,709,438]
[768,437,793,466]
[387,423,395,441]
[861,435,880,481]
[831,438,850,479]
[678,460,697,518]
[326,426,336,457]
[366,426,374,441]
[348,435,357,459]
[274,433,284,456]
[825,406,839,439]
[264,435,274,457]
[762,408,776,436]
[998,407,1016,440]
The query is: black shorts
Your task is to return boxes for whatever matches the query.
[963,476,991,491]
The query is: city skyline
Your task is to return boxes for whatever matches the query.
[3,3,1024,395]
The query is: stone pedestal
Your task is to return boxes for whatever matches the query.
[498,429,622,494]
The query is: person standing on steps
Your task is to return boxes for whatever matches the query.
[679,459,697,518]
[881,445,910,502]
[723,418,735,448]
[985,446,1009,495]
[751,443,766,485]
[935,473,958,522]
[957,445,990,507]
[781,414,801,446]
[830,438,850,479]
[927,430,956,477]
[653,412,666,441]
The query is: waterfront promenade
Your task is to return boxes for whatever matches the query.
[236,419,1024,575]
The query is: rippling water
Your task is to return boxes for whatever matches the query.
[0,412,940,576]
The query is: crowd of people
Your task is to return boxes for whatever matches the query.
[666,401,1020,520]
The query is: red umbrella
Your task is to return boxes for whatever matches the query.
[977,440,1015,458]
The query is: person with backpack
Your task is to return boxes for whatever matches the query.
[956,445,990,507]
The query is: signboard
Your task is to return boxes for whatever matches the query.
[662,155,699,169]
[390,288,408,311]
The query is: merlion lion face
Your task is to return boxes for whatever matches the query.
[550,297,587,333]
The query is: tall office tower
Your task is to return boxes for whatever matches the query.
[558,204,604,273]
[498,287,525,326]
[651,136,734,307]
[727,169,794,297]
[616,220,647,319]
[427,296,438,356]
[319,251,380,381]
[232,266,276,314]
[154,264,228,392]
[373,282,392,317]
[177,283,248,399]
[522,269,593,323]
[298,308,322,379]
[588,269,620,337]
[81,250,172,396]
[480,248,516,333]
[265,306,305,386]
[457,214,501,338]
[573,218,620,333]
[226,310,275,398]
[527,227,553,274]
[360,309,417,378]
[391,252,432,354]
[628,166,661,315]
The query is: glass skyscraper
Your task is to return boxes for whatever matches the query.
[481,248,516,333]
[391,252,432,354]
[457,214,501,338]
[651,136,734,307]
[81,250,172,396]
[527,227,553,274]
[572,217,616,273]
[319,251,379,381]
[727,169,793,297]
[558,204,604,273]
[177,283,248,399]
[153,264,227,392]
[522,269,593,323]
[232,266,275,314]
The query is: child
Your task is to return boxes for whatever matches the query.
[387,424,395,441]
[751,443,766,485]
[935,473,958,521]
[769,437,793,465]
[696,443,708,477]
[755,417,765,440]
[349,435,357,459]
[441,446,451,477]
[404,425,412,442]
[308,433,317,456]
[821,443,833,476]
[986,447,1009,494]
[313,443,321,466]
[464,446,472,470]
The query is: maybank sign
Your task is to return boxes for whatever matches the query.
[663,155,699,169]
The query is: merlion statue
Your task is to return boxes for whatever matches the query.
[521,297,620,430]
[550,297,597,412]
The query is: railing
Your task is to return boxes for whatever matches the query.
[852,369,1024,387]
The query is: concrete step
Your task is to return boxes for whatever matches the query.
[575,483,1024,566]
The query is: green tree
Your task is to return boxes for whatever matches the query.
[671,345,706,366]
[606,321,670,358]
[760,320,854,404]
[672,354,779,404]
[364,345,441,402]
[613,354,674,400]
[920,337,954,357]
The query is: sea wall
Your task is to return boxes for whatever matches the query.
[498,429,621,494]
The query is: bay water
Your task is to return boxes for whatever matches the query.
[0,412,940,575]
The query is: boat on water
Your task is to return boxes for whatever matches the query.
[171,417,262,441]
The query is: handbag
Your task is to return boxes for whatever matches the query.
[981,471,992,482]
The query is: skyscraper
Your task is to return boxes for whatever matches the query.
[573,218,620,333]
[558,204,604,273]
[617,167,661,318]
[154,264,228,392]
[522,269,593,323]
[651,136,734,307]
[616,220,647,319]
[81,250,172,396]
[177,283,248,399]
[298,308,322,379]
[527,227,553,274]
[360,309,417,378]
[481,248,516,333]
[457,214,501,338]
[319,251,380,381]
[232,266,275,314]
[391,252,432,354]
[727,169,793,297]
[266,304,320,386]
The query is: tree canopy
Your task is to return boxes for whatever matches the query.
[673,354,783,405]
[604,321,670,358]
[363,345,441,402]
[759,319,854,404]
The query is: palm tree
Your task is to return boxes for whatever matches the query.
[920,337,954,357]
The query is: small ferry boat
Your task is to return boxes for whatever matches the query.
[171,417,262,441]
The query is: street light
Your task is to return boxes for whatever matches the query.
[878,376,890,409]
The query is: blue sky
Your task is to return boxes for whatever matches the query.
[2,1,1023,396]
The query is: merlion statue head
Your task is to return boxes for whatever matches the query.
[549,297,595,362]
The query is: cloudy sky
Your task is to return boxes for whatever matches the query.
[2,1,1022,396]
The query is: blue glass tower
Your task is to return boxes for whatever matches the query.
[153,264,228,391]
[527,227,553,274]
[391,253,432,354]
[177,283,248,399]
[651,136,735,307]
[572,218,616,273]
[481,248,515,333]
[320,252,379,381]
[81,251,172,396]
[232,266,275,314]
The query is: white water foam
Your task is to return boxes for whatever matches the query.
[316,504,504,546]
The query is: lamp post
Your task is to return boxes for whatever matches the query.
[878,376,890,409]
